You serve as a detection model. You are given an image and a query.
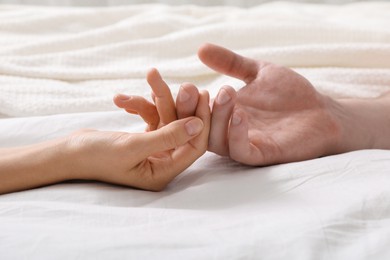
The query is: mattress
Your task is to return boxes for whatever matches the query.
[1,2,390,259]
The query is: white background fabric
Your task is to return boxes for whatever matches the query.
[1,111,390,260]
[1,2,390,259]
[0,0,378,7]
[1,2,390,117]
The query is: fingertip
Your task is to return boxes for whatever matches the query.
[184,117,204,136]
[113,94,132,108]
[216,85,236,105]
[147,68,172,100]
[221,85,237,95]
[176,83,199,119]
[176,86,191,103]
[198,42,218,61]
[113,93,131,101]
[181,82,199,94]
[198,44,258,83]
[146,67,162,86]
[177,83,195,103]
[197,43,210,61]
[147,67,159,77]
[198,42,212,50]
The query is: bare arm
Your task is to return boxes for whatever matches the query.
[0,138,72,194]
[334,91,390,153]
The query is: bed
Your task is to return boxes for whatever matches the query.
[1,2,390,259]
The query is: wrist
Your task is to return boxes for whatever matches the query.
[331,95,390,153]
[62,130,110,181]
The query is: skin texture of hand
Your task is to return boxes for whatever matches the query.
[198,43,390,166]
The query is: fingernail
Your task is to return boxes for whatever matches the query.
[179,86,191,102]
[216,88,231,105]
[116,94,132,101]
[185,118,203,136]
[231,111,242,126]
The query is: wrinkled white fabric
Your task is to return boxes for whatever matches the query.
[1,2,390,117]
[1,111,390,260]
[1,2,390,260]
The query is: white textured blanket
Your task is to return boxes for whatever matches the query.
[1,2,390,260]
[1,2,390,117]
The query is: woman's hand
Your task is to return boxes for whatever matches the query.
[0,69,210,195]
[71,67,210,191]
[65,111,209,191]
[106,68,210,191]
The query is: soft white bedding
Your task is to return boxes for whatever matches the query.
[1,2,390,259]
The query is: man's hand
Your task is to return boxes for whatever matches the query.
[198,43,344,165]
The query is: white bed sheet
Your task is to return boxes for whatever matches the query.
[1,111,390,259]
[1,2,390,259]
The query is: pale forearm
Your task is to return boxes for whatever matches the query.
[0,138,73,195]
[334,91,390,153]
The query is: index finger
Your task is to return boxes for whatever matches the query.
[198,43,259,83]
[146,68,177,126]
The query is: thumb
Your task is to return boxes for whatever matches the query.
[138,117,204,157]
[198,43,259,83]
